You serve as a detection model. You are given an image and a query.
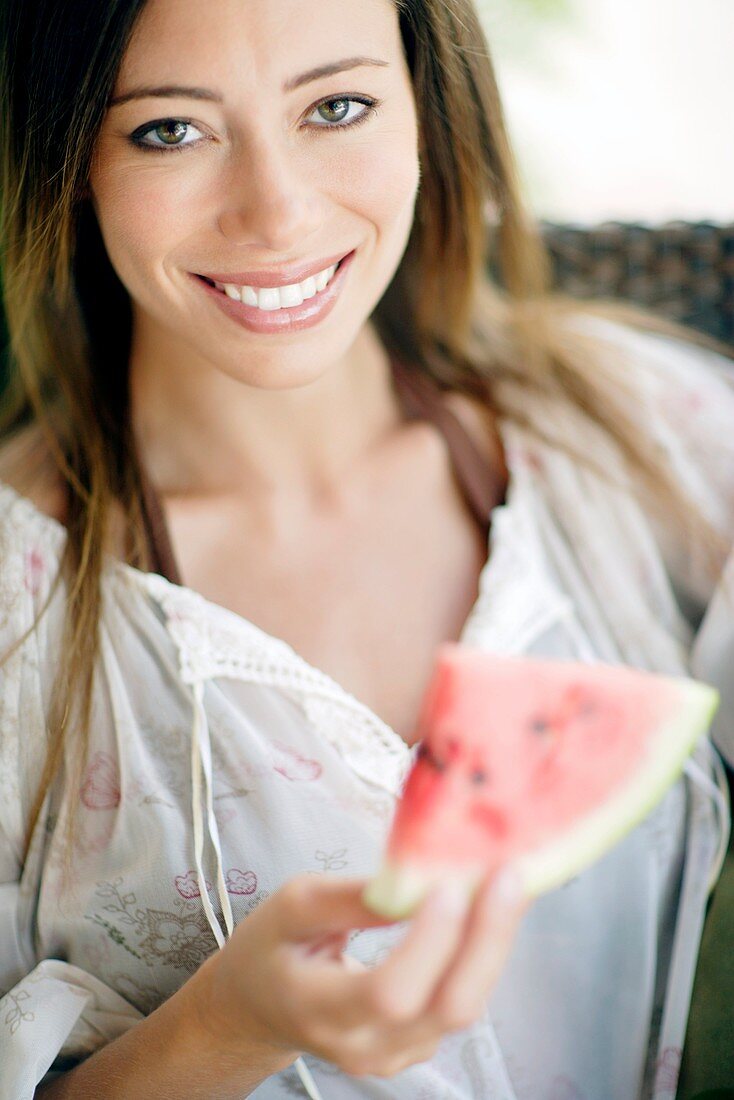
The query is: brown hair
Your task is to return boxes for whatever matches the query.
[1,0,731,877]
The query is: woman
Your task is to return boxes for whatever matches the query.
[0,0,732,1097]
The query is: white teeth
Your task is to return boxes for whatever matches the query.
[300,276,317,300]
[279,283,304,307]
[257,287,281,311]
[213,260,341,311]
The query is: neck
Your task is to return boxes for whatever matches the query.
[130,318,406,511]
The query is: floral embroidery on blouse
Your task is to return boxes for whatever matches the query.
[85,879,218,973]
[314,848,349,872]
[3,988,34,1035]
[81,752,121,810]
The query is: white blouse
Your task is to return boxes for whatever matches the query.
[1,319,733,1100]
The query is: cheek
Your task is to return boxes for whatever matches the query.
[327,126,420,234]
[90,148,210,288]
[356,147,418,236]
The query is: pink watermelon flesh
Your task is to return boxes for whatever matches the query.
[364,645,718,917]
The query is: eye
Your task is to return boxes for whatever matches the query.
[131,119,207,151]
[305,96,378,130]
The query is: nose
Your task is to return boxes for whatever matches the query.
[217,139,322,253]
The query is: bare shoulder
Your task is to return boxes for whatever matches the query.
[0,423,69,526]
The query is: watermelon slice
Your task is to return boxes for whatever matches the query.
[364,646,718,918]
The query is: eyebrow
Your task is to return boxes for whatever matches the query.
[108,56,389,107]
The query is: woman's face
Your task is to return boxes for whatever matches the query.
[90,0,420,387]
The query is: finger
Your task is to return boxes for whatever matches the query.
[335,1035,441,1080]
[274,874,398,942]
[364,881,471,1020]
[427,867,528,1027]
[292,883,469,1035]
[313,871,523,1056]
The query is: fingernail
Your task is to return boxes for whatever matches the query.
[428,881,468,916]
[489,867,524,909]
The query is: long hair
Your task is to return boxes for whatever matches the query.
[1,0,731,875]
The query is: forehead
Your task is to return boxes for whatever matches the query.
[118,0,402,90]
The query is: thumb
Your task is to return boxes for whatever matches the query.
[274,873,399,941]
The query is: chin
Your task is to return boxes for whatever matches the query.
[207,338,359,392]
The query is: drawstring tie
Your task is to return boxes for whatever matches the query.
[190,680,325,1100]
[683,745,731,889]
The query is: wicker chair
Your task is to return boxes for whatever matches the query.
[540,220,734,346]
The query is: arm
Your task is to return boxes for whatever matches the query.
[35,955,294,1100]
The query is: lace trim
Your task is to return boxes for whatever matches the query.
[129,570,415,796]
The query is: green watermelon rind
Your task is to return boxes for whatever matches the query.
[517,678,718,897]
[363,678,718,920]
[363,859,486,920]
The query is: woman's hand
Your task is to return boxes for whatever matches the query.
[191,869,528,1080]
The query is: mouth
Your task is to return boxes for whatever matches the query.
[194,251,353,311]
[192,249,356,334]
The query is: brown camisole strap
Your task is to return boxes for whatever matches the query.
[389,357,506,537]
[137,357,507,584]
[139,463,184,586]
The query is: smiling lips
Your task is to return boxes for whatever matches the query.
[198,249,350,309]
[195,249,355,332]
[208,261,340,311]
